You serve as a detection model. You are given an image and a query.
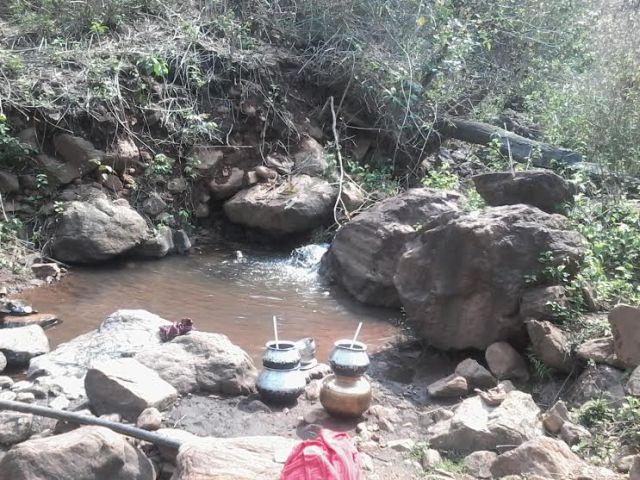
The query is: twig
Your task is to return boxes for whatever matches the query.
[329,96,349,226]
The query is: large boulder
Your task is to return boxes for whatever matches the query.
[0,426,155,480]
[490,436,620,479]
[426,391,543,453]
[50,196,149,263]
[172,435,296,480]
[135,331,257,395]
[28,310,170,398]
[85,358,178,421]
[224,175,336,236]
[395,205,586,350]
[321,188,463,307]
[609,304,640,368]
[0,325,49,366]
[472,170,573,213]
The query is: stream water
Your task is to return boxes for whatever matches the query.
[18,244,400,362]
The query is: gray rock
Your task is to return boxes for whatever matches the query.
[16,392,35,403]
[322,188,463,307]
[0,391,16,401]
[464,450,497,479]
[490,436,619,480]
[132,227,174,258]
[473,170,573,213]
[85,358,178,422]
[209,168,245,200]
[526,319,574,373]
[135,331,257,395]
[566,365,626,406]
[628,366,640,396]
[427,374,469,398]
[0,412,32,446]
[454,358,497,389]
[0,426,155,480]
[421,449,442,469]
[387,439,415,452]
[142,192,167,216]
[542,401,570,434]
[31,262,61,280]
[560,421,592,446]
[0,170,20,194]
[0,376,13,389]
[485,342,530,382]
[0,325,50,366]
[167,177,188,193]
[609,304,640,368]
[577,336,626,369]
[172,229,191,254]
[520,285,569,320]
[292,137,329,176]
[0,353,5,374]
[427,391,542,453]
[28,310,170,398]
[395,205,585,350]
[35,154,79,185]
[224,175,336,236]
[136,407,162,431]
[631,456,640,480]
[53,134,103,178]
[50,197,149,263]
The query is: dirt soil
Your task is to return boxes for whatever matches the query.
[164,342,470,480]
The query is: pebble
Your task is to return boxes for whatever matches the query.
[421,448,442,469]
[305,380,321,402]
[0,391,17,401]
[0,376,13,389]
[136,407,162,431]
[49,396,70,411]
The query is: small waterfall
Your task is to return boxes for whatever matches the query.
[289,244,329,270]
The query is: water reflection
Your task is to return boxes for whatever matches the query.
[19,245,400,362]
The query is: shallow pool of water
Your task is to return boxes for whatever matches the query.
[18,244,400,362]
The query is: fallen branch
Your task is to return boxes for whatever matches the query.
[0,400,182,450]
[438,117,582,168]
[329,96,349,226]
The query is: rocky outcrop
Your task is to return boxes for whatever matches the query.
[609,304,640,368]
[490,436,620,479]
[321,188,463,307]
[395,205,586,350]
[472,170,573,213]
[49,195,149,263]
[85,358,178,421]
[135,331,258,395]
[224,175,336,236]
[526,319,574,372]
[173,435,296,480]
[426,390,542,452]
[0,325,49,366]
[0,426,155,480]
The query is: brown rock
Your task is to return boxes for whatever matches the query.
[560,421,592,446]
[609,304,640,367]
[520,285,569,320]
[542,401,570,434]
[464,451,497,479]
[136,407,162,431]
[427,374,469,398]
[526,319,574,372]
[485,342,530,382]
[576,336,626,369]
[1,313,59,329]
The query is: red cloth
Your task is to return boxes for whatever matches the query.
[280,429,364,480]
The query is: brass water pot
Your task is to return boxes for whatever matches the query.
[320,374,372,417]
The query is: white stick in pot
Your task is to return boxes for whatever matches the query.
[350,322,363,348]
[273,315,279,349]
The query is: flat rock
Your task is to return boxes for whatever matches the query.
[135,331,257,395]
[174,435,296,480]
[85,357,178,422]
[321,188,462,307]
[0,426,154,480]
[472,170,573,213]
[28,309,170,398]
[485,342,530,382]
[576,336,626,369]
[490,436,620,479]
[427,374,469,398]
[0,324,49,366]
[609,304,640,368]
[427,391,542,453]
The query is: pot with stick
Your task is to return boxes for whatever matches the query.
[256,316,307,404]
[320,322,372,418]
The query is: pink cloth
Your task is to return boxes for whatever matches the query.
[280,429,364,480]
